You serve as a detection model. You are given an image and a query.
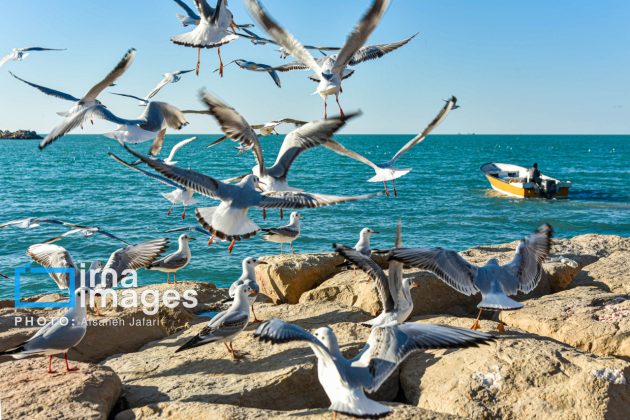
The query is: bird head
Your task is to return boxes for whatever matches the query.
[360,227,379,238]
[313,327,340,353]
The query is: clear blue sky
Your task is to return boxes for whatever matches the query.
[1,0,629,134]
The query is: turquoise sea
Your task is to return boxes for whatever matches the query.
[0,134,628,299]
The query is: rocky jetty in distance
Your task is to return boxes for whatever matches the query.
[0,233,628,419]
[0,129,42,139]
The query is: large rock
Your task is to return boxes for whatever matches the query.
[571,251,630,294]
[502,286,630,358]
[102,302,403,412]
[0,358,121,419]
[256,253,346,304]
[0,281,227,363]
[115,402,455,419]
[401,316,630,419]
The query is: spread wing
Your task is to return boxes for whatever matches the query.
[26,243,76,289]
[199,91,264,171]
[258,191,379,210]
[140,101,189,132]
[194,0,215,22]
[173,0,200,19]
[145,76,171,100]
[82,48,137,101]
[334,243,394,312]
[109,152,185,189]
[390,96,456,163]
[349,33,418,66]
[333,0,391,75]
[354,323,493,393]
[121,143,232,201]
[504,224,553,294]
[245,0,321,74]
[166,136,197,162]
[254,319,333,358]
[388,248,479,296]
[9,71,79,102]
[322,138,380,172]
[101,239,169,286]
[267,113,356,180]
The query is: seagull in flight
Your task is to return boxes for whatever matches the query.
[171,0,239,77]
[246,0,391,118]
[255,318,493,418]
[324,96,457,196]
[0,217,129,245]
[191,92,361,219]
[144,69,195,101]
[0,47,66,67]
[9,48,138,150]
[218,59,281,87]
[119,142,379,253]
[388,224,553,332]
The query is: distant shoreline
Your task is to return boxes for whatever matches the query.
[0,130,43,140]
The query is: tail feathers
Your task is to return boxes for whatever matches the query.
[175,334,215,353]
[367,167,412,183]
[0,344,25,356]
[329,392,391,419]
[478,293,523,311]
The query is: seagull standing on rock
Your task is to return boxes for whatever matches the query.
[176,283,255,359]
[228,257,268,323]
[261,211,303,254]
[148,234,195,284]
[0,287,90,374]
[255,318,493,418]
[388,224,553,332]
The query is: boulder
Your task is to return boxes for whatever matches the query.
[256,253,347,304]
[571,251,630,294]
[115,402,455,420]
[401,316,630,419]
[1,281,227,363]
[501,286,630,358]
[0,358,121,419]
[102,302,404,412]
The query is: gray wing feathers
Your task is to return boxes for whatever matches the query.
[9,71,80,102]
[505,224,553,293]
[348,33,418,66]
[26,243,76,289]
[82,48,136,101]
[101,239,169,285]
[258,191,379,210]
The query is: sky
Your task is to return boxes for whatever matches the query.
[0,0,629,135]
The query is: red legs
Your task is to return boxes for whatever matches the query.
[251,304,263,323]
[290,241,295,255]
[392,178,398,197]
[471,309,483,330]
[181,206,186,220]
[195,48,201,76]
[166,273,171,284]
[173,272,178,284]
[228,239,235,253]
[167,205,173,216]
[217,48,224,77]
[335,94,345,120]
[65,353,78,372]
[262,208,267,220]
[279,208,284,219]
[497,312,505,333]
[207,233,215,246]
[323,97,328,119]
[383,181,390,197]
[48,355,56,374]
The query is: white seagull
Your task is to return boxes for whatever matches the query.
[147,233,195,283]
[144,69,195,101]
[9,48,138,150]
[176,283,255,359]
[120,143,379,253]
[0,217,129,245]
[255,318,493,418]
[388,224,553,332]
[335,221,418,327]
[0,47,66,67]
[193,92,360,220]
[109,152,198,219]
[0,287,91,373]
[261,211,303,254]
[246,0,391,118]
[218,59,281,87]
[171,0,239,77]
[324,96,457,196]
[227,257,268,323]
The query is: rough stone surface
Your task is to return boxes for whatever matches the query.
[401,316,630,420]
[502,286,630,358]
[114,402,456,420]
[0,358,121,419]
[103,302,402,412]
[571,250,630,294]
[0,281,227,363]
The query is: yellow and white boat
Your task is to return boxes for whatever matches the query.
[480,162,571,199]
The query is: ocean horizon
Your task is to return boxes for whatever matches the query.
[1,133,628,299]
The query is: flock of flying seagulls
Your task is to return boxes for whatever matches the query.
[1,1,557,418]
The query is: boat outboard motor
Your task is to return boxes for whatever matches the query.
[539,179,557,198]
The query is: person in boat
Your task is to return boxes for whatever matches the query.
[528,163,542,186]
